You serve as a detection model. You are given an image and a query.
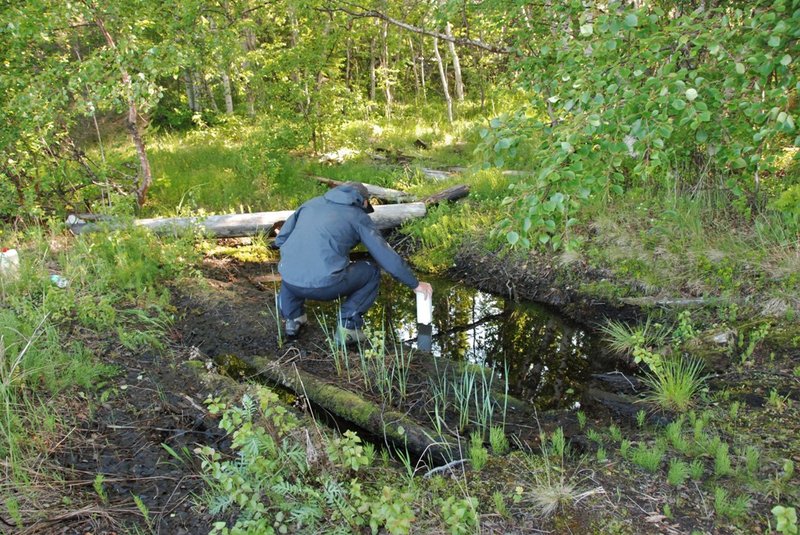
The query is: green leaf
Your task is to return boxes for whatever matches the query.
[624,14,639,28]
[695,130,708,142]
[506,231,519,246]
[479,128,488,139]
[768,35,780,47]
[732,157,747,169]
[560,141,573,153]
[494,138,511,151]
[685,88,698,101]
[580,24,593,36]
[781,54,792,66]
[538,234,550,244]
[672,99,686,111]
[588,114,601,127]
[605,39,617,51]
[735,63,745,74]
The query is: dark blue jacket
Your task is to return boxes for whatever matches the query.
[275,184,419,289]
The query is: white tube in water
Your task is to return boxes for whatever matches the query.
[416,290,432,325]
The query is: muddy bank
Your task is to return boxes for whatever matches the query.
[448,242,644,327]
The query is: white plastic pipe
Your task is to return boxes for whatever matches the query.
[416,291,432,325]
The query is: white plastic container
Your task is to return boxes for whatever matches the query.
[415,290,433,325]
[0,248,20,279]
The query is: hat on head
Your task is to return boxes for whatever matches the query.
[345,181,374,213]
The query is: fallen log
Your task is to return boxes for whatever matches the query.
[619,296,729,307]
[419,168,454,181]
[308,175,415,203]
[68,203,426,237]
[448,166,529,177]
[423,184,469,205]
[244,353,462,466]
[68,184,469,237]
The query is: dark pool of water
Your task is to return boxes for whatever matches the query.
[355,276,621,409]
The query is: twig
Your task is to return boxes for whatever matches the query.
[423,458,467,478]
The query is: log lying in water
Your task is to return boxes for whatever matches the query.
[309,175,416,203]
[245,353,462,466]
[68,203,427,237]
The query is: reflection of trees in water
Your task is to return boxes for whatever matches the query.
[436,283,477,359]
[481,306,594,409]
[369,276,595,409]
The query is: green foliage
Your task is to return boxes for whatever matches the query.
[714,442,733,477]
[489,426,509,455]
[468,433,489,472]
[689,459,705,481]
[667,459,690,487]
[0,226,188,477]
[93,473,108,504]
[743,446,761,477]
[368,486,416,535]
[714,487,750,520]
[481,1,800,250]
[600,318,669,358]
[549,427,567,458]
[326,430,372,472]
[772,505,798,535]
[665,420,691,454]
[576,410,587,430]
[608,424,623,443]
[201,387,428,535]
[643,357,707,412]
[439,496,479,535]
[738,323,771,364]
[630,442,664,472]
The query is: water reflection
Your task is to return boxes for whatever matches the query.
[365,276,608,409]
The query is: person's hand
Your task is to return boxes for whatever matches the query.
[414,281,433,299]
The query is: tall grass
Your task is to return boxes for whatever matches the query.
[0,224,197,491]
[643,357,707,412]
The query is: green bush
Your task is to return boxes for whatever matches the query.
[480,1,799,250]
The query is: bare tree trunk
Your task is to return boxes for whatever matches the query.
[433,37,453,123]
[419,36,427,102]
[202,73,220,113]
[381,20,392,117]
[475,31,486,111]
[183,71,198,112]
[209,17,233,114]
[369,37,376,102]
[345,20,353,90]
[243,28,257,117]
[92,13,152,207]
[445,22,464,101]
[222,71,234,113]
[408,37,420,103]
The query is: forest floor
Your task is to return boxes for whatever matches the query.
[33,239,799,534]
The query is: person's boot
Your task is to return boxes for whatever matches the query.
[284,314,307,337]
[335,324,368,345]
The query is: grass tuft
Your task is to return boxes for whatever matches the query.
[643,357,707,412]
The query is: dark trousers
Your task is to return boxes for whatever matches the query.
[279,261,380,329]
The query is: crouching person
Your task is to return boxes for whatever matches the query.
[273,182,432,344]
